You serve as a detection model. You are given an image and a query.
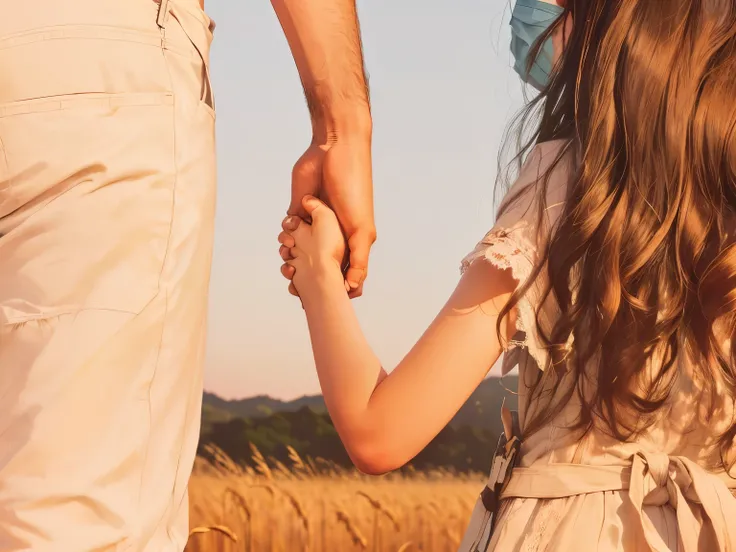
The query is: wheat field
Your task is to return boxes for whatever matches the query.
[184,444,484,552]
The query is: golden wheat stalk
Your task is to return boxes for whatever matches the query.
[273,459,294,479]
[202,443,243,476]
[201,444,229,472]
[335,508,368,549]
[188,524,238,542]
[292,448,317,477]
[315,457,330,468]
[356,490,401,532]
[249,443,274,480]
[222,487,252,522]
[250,482,276,497]
[212,444,237,468]
[396,542,413,552]
[280,488,310,534]
[305,455,320,476]
[220,487,253,552]
[287,446,306,470]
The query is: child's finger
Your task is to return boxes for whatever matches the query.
[277,231,295,248]
[280,262,295,281]
[279,245,292,261]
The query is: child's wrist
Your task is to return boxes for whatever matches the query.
[295,258,345,296]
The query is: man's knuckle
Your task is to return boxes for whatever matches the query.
[293,159,315,179]
[357,225,377,242]
[348,227,375,246]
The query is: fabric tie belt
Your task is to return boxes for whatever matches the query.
[500,452,736,552]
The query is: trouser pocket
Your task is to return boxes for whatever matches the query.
[157,0,216,117]
[0,90,176,317]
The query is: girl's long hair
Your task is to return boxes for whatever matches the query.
[498,0,736,467]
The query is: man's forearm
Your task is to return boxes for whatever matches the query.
[271,0,372,140]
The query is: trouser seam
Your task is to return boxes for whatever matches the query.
[131,5,179,546]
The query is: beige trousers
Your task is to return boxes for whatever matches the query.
[0,0,217,550]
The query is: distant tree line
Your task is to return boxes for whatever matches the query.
[198,405,498,473]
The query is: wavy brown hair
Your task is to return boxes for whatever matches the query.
[498,0,736,467]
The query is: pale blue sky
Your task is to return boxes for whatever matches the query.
[204,0,527,400]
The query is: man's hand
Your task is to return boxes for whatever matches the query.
[283,136,375,298]
[271,0,375,299]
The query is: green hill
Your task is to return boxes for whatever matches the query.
[203,391,327,419]
[203,375,517,431]
[199,376,519,473]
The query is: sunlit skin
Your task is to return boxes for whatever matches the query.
[278,0,568,298]
[278,196,516,474]
[276,0,569,475]
[272,0,376,299]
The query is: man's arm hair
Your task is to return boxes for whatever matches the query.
[270,0,372,140]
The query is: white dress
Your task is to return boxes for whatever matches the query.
[458,140,736,552]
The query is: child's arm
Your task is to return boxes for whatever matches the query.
[280,197,518,475]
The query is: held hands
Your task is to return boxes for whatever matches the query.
[278,196,348,298]
[284,137,375,299]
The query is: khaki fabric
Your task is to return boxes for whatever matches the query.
[459,140,736,551]
[0,0,217,550]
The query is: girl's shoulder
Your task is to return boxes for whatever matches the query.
[492,138,573,249]
[460,138,574,372]
[498,138,572,220]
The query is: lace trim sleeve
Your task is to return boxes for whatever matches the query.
[460,229,547,372]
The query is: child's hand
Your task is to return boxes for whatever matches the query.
[278,195,346,295]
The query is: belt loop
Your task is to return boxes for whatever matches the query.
[157,0,170,29]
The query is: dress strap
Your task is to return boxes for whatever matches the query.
[461,403,522,551]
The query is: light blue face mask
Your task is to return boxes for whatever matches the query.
[510,0,565,90]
